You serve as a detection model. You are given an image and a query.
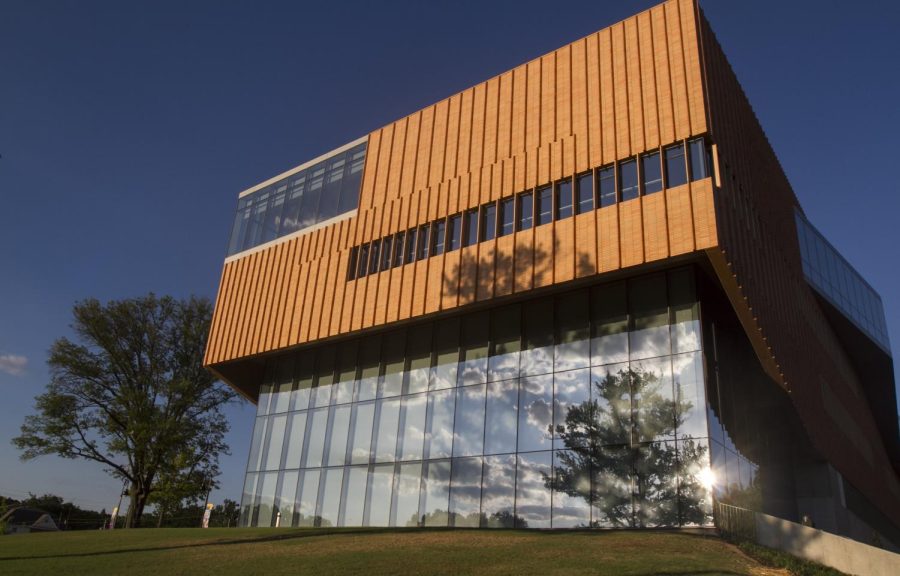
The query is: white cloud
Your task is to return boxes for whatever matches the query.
[0,354,28,376]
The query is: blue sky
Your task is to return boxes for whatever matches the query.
[1,0,898,513]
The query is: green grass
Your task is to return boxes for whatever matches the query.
[0,527,783,576]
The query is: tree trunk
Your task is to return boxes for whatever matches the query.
[124,485,150,528]
[157,509,164,528]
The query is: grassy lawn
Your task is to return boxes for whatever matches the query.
[0,527,786,576]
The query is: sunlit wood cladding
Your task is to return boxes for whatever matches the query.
[204,0,712,367]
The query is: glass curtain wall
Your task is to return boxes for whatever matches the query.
[240,267,712,528]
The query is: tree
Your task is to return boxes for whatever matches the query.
[13,294,236,527]
[546,366,710,528]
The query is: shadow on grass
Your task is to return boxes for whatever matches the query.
[0,527,720,563]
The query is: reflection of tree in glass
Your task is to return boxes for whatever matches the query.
[415,509,528,528]
[546,367,709,527]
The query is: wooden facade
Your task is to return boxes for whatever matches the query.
[205,0,714,367]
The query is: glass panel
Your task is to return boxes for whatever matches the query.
[417,224,430,260]
[480,203,496,241]
[303,408,329,468]
[380,235,393,270]
[518,374,553,452]
[515,451,551,528]
[629,274,670,360]
[421,460,452,527]
[551,450,591,527]
[634,441,678,527]
[489,305,520,382]
[432,220,446,255]
[319,156,343,221]
[318,467,343,527]
[591,282,629,365]
[591,445,633,527]
[406,324,432,395]
[341,465,368,526]
[599,165,616,207]
[367,464,394,526]
[380,331,405,398]
[536,186,552,225]
[347,247,359,281]
[556,178,573,219]
[453,384,486,457]
[393,462,422,527]
[641,151,662,194]
[239,472,258,527]
[296,469,320,527]
[300,165,323,228]
[335,340,358,405]
[481,454,516,527]
[669,268,701,353]
[357,335,381,402]
[631,357,675,443]
[522,297,553,376]
[339,144,365,213]
[264,414,287,470]
[517,191,533,230]
[374,398,401,462]
[425,389,456,459]
[398,393,427,461]
[499,198,515,236]
[432,317,459,390]
[677,438,713,526]
[674,352,707,440]
[247,416,268,472]
[576,171,594,214]
[449,457,483,527]
[405,228,417,263]
[258,376,273,415]
[484,378,518,455]
[448,214,462,251]
[278,470,299,526]
[271,357,294,414]
[255,471,279,527]
[458,311,489,386]
[689,138,709,181]
[326,405,351,466]
[619,159,638,201]
[283,412,307,469]
[312,345,335,407]
[368,239,381,275]
[665,143,687,187]
[349,401,376,465]
[292,352,314,411]
[556,289,590,371]
[392,231,405,267]
[592,362,632,446]
[463,209,478,247]
[553,368,590,450]
[357,244,369,278]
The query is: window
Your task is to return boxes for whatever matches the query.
[463,209,478,247]
[357,244,369,278]
[368,239,381,275]
[619,159,638,201]
[575,171,593,214]
[392,232,405,268]
[380,236,393,270]
[689,138,709,181]
[517,192,533,230]
[432,220,446,255]
[499,198,515,236]
[347,246,359,280]
[448,214,462,251]
[598,166,616,207]
[641,152,662,195]
[556,178,573,219]
[405,228,417,264]
[664,143,687,188]
[480,203,496,241]
[536,186,552,226]
[417,224,430,260]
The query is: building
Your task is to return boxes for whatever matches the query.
[204,0,900,542]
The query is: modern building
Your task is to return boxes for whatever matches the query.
[205,0,900,542]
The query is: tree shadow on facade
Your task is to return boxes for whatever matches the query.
[546,366,710,528]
